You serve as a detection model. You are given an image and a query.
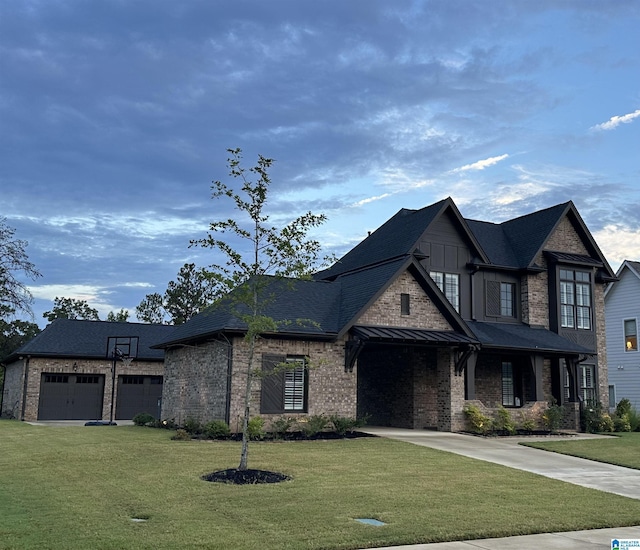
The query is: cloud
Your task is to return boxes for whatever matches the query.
[352,193,392,207]
[591,109,640,131]
[453,154,509,172]
[592,225,640,270]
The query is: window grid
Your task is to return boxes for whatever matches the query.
[431,271,460,313]
[560,269,591,329]
[500,282,515,317]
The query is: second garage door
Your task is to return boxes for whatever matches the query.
[116,375,163,420]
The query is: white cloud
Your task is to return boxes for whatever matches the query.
[453,154,509,172]
[591,109,640,131]
[592,225,640,270]
[352,193,392,207]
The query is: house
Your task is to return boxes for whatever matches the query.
[155,197,616,432]
[605,260,640,411]
[1,319,174,422]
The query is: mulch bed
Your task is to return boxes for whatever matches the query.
[202,468,291,485]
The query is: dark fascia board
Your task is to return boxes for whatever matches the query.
[530,202,616,280]
[467,262,546,274]
[336,255,475,340]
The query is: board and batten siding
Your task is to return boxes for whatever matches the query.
[605,265,640,410]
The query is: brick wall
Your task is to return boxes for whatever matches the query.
[357,271,452,330]
[161,340,230,426]
[226,336,356,431]
[14,356,162,421]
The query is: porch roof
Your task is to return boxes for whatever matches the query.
[351,325,479,347]
[467,321,594,355]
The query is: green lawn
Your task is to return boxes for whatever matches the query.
[2,421,640,550]
[524,432,640,469]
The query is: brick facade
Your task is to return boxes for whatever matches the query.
[5,356,162,422]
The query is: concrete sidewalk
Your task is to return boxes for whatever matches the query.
[361,428,640,549]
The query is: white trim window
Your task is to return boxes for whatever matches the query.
[284,358,306,411]
[431,271,460,313]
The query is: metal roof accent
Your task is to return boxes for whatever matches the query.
[351,325,479,346]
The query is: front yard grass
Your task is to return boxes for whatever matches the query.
[2,420,640,550]
[523,432,640,470]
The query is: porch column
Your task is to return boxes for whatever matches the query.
[528,355,545,401]
[437,348,465,431]
[565,357,579,403]
[464,352,478,400]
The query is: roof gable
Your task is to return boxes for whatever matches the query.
[316,197,489,280]
[605,259,640,299]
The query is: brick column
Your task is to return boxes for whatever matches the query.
[437,348,465,431]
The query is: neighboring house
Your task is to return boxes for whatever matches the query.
[155,198,615,432]
[1,319,174,422]
[605,260,640,411]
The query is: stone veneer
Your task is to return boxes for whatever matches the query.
[3,356,163,422]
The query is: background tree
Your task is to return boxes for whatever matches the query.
[191,148,329,472]
[0,217,41,315]
[106,309,130,322]
[43,297,100,322]
[135,263,215,325]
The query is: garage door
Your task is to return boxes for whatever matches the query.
[38,374,104,420]
[116,375,163,420]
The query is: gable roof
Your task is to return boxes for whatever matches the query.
[604,259,640,298]
[155,256,474,348]
[315,197,489,281]
[4,319,174,364]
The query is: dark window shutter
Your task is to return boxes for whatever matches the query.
[260,354,286,414]
[486,281,501,317]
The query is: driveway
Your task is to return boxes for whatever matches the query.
[363,427,640,500]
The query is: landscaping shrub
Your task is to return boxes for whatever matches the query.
[329,414,364,436]
[542,401,563,433]
[518,410,537,433]
[203,420,231,439]
[613,414,631,433]
[269,416,296,440]
[494,406,516,435]
[156,418,177,430]
[628,407,640,432]
[463,404,493,435]
[582,404,614,433]
[183,417,203,435]
[171,429,191,441]
[300,414,329,437]
[247,416,265,440]
[132,412,155,426]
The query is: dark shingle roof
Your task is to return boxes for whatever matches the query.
[315,199,447,280]
[467,321,594,354]
[5,319,175,363]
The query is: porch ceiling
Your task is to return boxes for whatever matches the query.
[351,325,479,346]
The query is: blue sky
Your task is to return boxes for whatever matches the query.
[2,1,639,326]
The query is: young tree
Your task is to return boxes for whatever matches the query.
[191,148,329,471]
[135,263,216,325]
[0,218,41,316]
[43,297,100,322]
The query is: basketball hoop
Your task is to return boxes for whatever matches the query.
[120,356,134,369]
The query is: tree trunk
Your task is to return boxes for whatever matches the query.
[238,334,256,471]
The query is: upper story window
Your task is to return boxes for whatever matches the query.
[500,282,515,317]
[430,271,460,313]
[624,319,638,352]
[559,269,591,329]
